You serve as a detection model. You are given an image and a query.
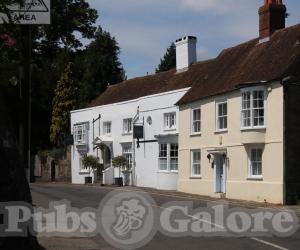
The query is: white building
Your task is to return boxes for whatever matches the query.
[70,36,197,190]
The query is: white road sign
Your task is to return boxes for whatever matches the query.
[0,0,51,25]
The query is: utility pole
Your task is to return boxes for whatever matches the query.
[21,25,32,181]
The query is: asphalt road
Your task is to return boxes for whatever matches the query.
[30,183,300,250]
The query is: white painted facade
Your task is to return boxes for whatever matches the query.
[70,87,190,190]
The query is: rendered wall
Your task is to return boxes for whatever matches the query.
[178,82,284,204]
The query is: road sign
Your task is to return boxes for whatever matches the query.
[0,0,51,25]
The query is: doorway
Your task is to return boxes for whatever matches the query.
[51,160,56,182]
[215,154,225,193]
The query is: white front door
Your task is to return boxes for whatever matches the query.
[215,154,225,193]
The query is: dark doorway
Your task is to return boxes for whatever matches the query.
[51,160,56,182]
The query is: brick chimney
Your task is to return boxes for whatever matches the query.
[259,0,287,41]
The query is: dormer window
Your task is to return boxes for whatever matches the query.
[164,112,176,130]
[74,123,89,145]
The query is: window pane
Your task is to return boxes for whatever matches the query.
[250,148,262,176]
[192,151,201,176]
[170,159,178,171]
[159,159,168,171]
[192,109,201,133]
[159,144,167,157]
[170,144,178,157]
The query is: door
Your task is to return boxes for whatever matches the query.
[215,155,225,193]
[51,160,56,182]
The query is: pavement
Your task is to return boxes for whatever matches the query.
[31,183,300,250]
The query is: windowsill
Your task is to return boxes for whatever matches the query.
[214,129,228,134]
[241,127,266,132]
[247,176,263,181]
[190,132,201,137]
[164,128,177,132]
[122,132,133,136]
[157,171,178,174]
[190,176,202,179]
[76,143,88,146]
[103,134,112,137]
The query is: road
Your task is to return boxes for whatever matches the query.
[31,183,300,250]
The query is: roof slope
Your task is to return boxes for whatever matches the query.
[88,24,300,108]
[87,59,214,107]
[178,23,300,105]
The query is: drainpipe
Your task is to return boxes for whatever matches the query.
[132,106,140,186]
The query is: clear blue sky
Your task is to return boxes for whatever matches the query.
[87,0,300,79]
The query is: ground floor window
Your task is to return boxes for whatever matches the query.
[249,147,263,178]
[79,154,87,172]
[159,143,178,172]
[122,143,132,169]
[191,150,201,177]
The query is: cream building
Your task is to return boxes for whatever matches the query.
[177,0,300,205]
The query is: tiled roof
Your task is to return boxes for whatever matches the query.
[177,24,300,105]
[88,24,300,108]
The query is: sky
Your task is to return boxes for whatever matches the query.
[87,0,300,79]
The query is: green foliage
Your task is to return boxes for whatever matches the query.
[38,148,66,163]
[82,155,102,172]
[50,63,78,147]
[156,43,176,73]
[112,155,128,170]
[0,1,125,153]
[78,27,126,106]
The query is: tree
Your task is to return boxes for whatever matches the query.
[82,155,102,176]
[50,63,78,147]
[156,43,176,73]
[78,27,126,106]
[0,0,99,153]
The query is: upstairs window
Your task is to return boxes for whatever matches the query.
[241,89,265,129]
[164,112,176,130]
[103,122,112,135]
[74,123,88,145]
[191,108,201,134]
[123,118,133,134]
[216,102,227,131]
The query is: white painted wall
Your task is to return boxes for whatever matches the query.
[175,36,197,71]
[71,87,190,190]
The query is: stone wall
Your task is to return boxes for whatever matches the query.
[34,146,72,183]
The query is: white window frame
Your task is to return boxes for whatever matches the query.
[74,123,88,145]
[241,87,267,130]
[191,150,201,177]
[122,143,133,169]
[163,112,177,131]
[191,107,201,135]
[103,121,112,136]
[158,143,178,172]
[216,101,228,132]
[248,146,263,179]
[123,118,133,134]
[159,143,168,171]
[170,143,179,172]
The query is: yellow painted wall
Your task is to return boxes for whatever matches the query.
[178,82,284,204]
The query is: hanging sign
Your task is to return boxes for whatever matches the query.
[0,0,51,25]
